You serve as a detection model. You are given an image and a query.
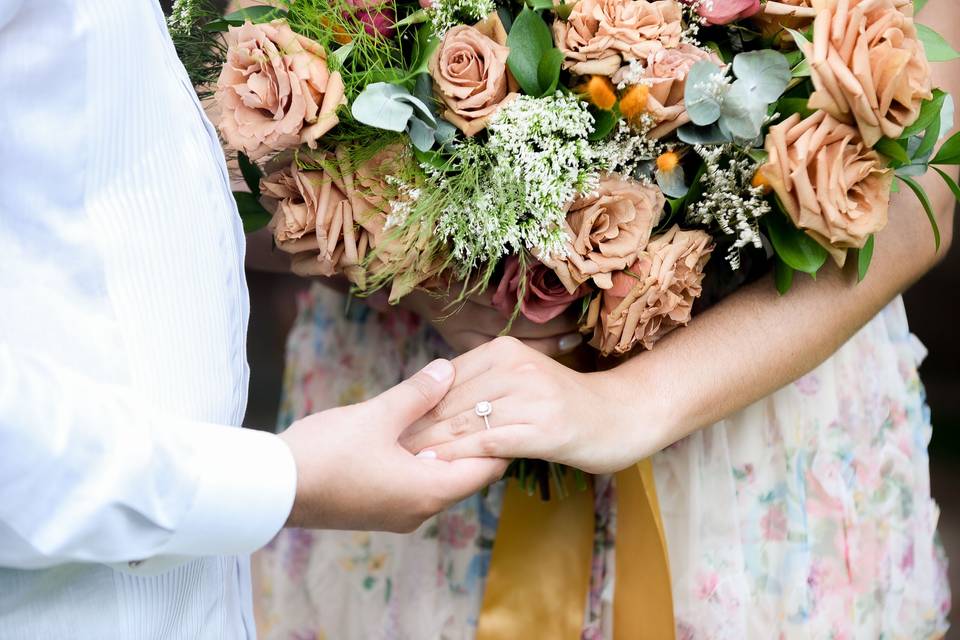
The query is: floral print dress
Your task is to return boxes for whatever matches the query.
[252,283,950,640]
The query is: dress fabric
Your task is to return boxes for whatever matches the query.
[254,283,950,640]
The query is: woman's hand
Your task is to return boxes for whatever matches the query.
[400,337,669,474]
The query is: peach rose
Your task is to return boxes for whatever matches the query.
[638,43,724,138]
[584,225,712,355]
[429,13,518,137]
[262,147,406,286]
[553,0,683,77]
[542,175,665,291]
[761,111,893,266]
[216,20,347,161]
[804,0,933,147]
[753,0,817,41]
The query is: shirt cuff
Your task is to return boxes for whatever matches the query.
[158,422,297,558]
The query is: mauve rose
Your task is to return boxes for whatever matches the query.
[429,13,518,136]
[216,20,346,161]
[542,175,665,292]
[584,225,712,355]
[804,0,932,147]
[760,111,893,267]
[492,256,589,324]
[345,5,396,38]
[683,0,761,25]
[554,0,683,77]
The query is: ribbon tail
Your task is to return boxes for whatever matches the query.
[614,458,675,639]
[476,478,595,640]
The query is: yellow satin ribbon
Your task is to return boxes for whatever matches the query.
[476,459,674,640]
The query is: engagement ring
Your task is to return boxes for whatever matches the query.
[474,401,493,430]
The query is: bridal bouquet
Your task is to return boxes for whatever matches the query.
[171,0,958,358]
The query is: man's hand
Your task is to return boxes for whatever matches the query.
[277,359,507,533]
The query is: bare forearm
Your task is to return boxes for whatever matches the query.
[615,1,960,448]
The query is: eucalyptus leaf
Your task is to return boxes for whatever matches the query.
[895,163,929,177]
[856,235,874,282]
[731,50,792,103]
[764,209,828,274]
[685,61,726,126]
[917,24,960,62]
[655,166,688,199]
[434,120,458,146]
[721,80,766,139]
[676,122,731,145]
[351,83,415,132]
[940,93,955,140]
[407,117,436,152]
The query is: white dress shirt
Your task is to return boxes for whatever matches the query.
[0,1,298,637]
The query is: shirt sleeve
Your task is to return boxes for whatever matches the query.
[0,342,298,570]
[0,0,23,31]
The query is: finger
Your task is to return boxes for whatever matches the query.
[369,359,456,435]
[401,395,529,453]
[428,368,519,423]
[425,424,546,462]
[290,253,327,277]
[515,333,583,357]
[277,236,320,254]
[418,457,509,506]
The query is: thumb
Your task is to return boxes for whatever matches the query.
[370,359,455,435]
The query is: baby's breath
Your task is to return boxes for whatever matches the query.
[426,0,496,36]
[686,145,770,269]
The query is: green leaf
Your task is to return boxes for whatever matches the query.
[917,24,960,62]
[856,234,875,282]
[900,89,946,138]
[588,107,618,141]
[875,137,910,165]
[774,256,794,295]
[676,122,731,145]
[233,191,271,233]
[898,175,941,250]
[237,152,263,197]
[915,0,929,12]
[506,8,556,96]
[537,48,564,97]
[913,106,942,162]
[931,130,960,164]
[331,42,354,67]
[203,6,286,31]
[764,209,829,274]
[932,166,960,201]
[408,25,440,78]
[784,27,811,53]
[776,97,814,120]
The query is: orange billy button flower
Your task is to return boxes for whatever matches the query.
[584,75,617,110]
[619,84,650,119]
[656,151,680,173]
[751,169,772,194]
[320,17,353,45]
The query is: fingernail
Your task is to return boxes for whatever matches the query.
[416,450,438,460]
[558,333,583,353]
[421,359,454,383]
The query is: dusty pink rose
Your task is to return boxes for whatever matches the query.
[761,110,893,267]
[216,20,346,161]
[804,0,933,147]
[429,13,518,136]
[542,175,665,292]
[492,256,589,324]
[584,225,712,355]
[553,0,683,77]
[683,0,761,25]
[636,43,723,138]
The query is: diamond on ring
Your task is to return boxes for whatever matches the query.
[475,401,493,430]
